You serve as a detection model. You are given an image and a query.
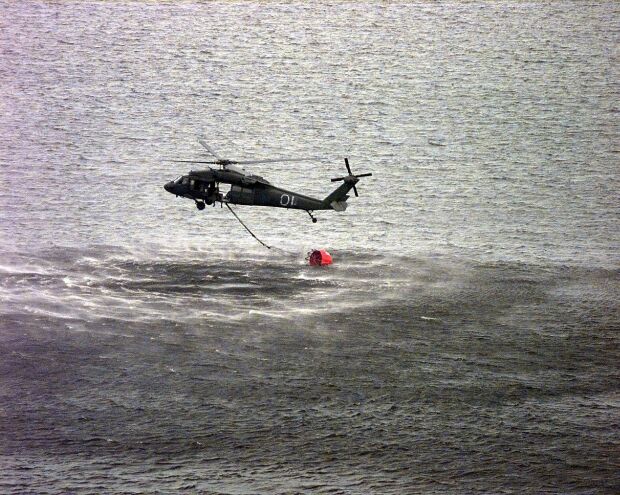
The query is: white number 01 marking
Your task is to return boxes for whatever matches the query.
[280,194,297,207]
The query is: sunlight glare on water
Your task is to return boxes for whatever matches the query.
[0,2,618,494]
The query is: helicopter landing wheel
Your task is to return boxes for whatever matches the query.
[307,211,317,223]
[195,201,205,211]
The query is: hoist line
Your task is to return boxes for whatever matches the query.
[225,202,272,250]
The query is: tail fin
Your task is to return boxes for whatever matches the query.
[323,178,358,211]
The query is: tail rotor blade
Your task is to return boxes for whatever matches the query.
[331,158,372,195]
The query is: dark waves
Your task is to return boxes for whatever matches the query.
[1,247,619,494]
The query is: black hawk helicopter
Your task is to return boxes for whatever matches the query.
[164,139,372,223]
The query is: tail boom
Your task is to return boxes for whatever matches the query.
[322,177,359,210]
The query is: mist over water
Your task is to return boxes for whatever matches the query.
[1,2,619,494]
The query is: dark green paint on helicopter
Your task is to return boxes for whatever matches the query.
[164,141,371,223]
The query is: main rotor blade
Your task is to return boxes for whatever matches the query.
[344,157,352,175]
[172,160,219,164]
[353,184,359,197]
[231,157,321,165]
[355,172,373,178]
[331,177,346,182]
[197,139,223,160]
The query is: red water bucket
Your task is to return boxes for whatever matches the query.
[307,249,333,266]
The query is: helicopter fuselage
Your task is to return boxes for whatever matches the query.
[163,142,373,223]
[164,166,346,212]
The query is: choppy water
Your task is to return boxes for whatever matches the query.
[1,2,619,494]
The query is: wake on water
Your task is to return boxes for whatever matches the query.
[1,0,619,491]
[1,244,618,493]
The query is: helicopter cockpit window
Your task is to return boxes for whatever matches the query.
[174,176,183,184]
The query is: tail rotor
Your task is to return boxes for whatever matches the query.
[331,158,372,197]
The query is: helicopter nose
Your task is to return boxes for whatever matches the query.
[164,181,174,193]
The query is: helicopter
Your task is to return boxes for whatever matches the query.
[164,139,372,223]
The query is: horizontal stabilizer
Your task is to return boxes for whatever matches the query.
[330,201,348,212]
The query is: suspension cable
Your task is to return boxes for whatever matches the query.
[225,203,272,250]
